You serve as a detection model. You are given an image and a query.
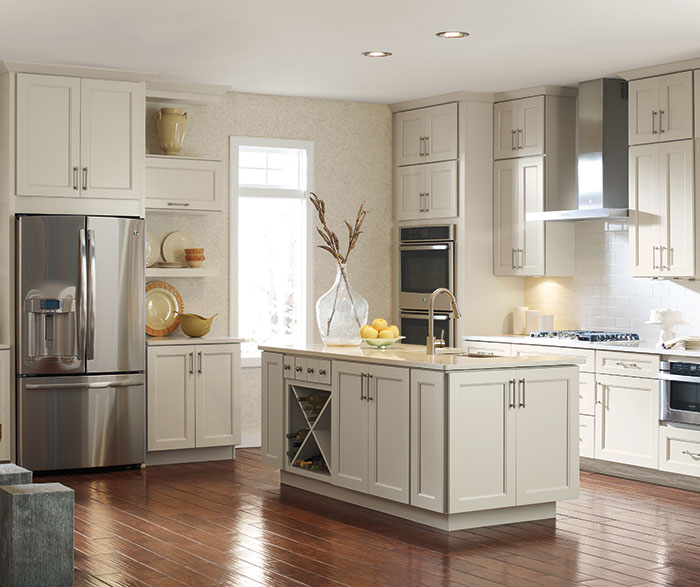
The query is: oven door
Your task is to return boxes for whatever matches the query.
[399,243,454,311]
[660,373,700,426]
[400,311,453,347]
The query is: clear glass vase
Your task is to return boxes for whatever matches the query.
[316,264,368,346]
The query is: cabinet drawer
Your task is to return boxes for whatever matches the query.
[512,344,595,372]
[596,351,659,378]
[462,341,511,357]
[579,414,594,459]
[659,425,700,477]
[580,372,595,416]
[317,360,331,385]
[145,156,224,212]
[283,355,295,378]
[294,357,307,381]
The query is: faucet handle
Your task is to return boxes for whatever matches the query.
[435,337,446,349]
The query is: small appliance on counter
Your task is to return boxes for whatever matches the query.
[645,308,688,349]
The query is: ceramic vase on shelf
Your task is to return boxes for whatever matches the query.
[316,264,368,346]
[156,107,187,155]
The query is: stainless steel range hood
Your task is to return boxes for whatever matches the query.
[527,78,629,222]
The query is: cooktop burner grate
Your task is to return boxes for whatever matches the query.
[530,330,640,342]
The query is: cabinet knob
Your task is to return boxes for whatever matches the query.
[307,367,314,374]
[319,369,327,376]
[284,364,291,370]
[295,366,303,372]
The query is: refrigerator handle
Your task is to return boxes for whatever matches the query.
[78,228,88,359]
[86,229,96,361]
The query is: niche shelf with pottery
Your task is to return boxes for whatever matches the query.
[146,231,219,277]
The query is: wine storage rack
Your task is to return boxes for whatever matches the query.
[287,384,332,478]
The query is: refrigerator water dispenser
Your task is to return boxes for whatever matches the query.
[23,296,77,361]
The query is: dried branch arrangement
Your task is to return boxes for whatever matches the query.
[310,192,368,333]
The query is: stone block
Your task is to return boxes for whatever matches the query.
[0,483,74,587]
[0,464,32,486]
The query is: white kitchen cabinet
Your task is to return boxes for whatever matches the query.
[462,341,512,357]
[493,96,544,159]
[332,361,410,504]
[394,103,457,166]
[396,160,457,220]
[448,366,578,513]
[145,156,224,211]
[262,352,285,467]
[659,424,700,477]
[695,71,700,138]
[579,415,595,459]
[595,374,659,469]
[0,350,10,461]
[629,140,695,278]
[493,156,545,276]
[16,73,144,200]
[148,343,240,453]
[629,72,693,145]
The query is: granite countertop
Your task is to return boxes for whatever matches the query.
[147,336,245,346]
[463,334,700,359]
[258,343,583,371]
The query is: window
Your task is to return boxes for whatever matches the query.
[230,137,314,362]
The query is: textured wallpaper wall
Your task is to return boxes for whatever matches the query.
[145,92,393,444]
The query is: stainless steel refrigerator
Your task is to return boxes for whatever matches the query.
[16,215,145,471]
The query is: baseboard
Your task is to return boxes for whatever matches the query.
[581,458,700,493]
[146,446,234,466]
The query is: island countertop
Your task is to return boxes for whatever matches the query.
[258,343,583,371]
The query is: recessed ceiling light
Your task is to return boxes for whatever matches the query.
[361,51,392,58]
[436,31,470,39]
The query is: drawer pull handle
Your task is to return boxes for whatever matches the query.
[681,450,700,459]
[167,202,190,207]
[319,368,327,376]
[615,361,640,369]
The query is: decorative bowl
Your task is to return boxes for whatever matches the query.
[176,312,217,337]
[184,248,204,255]
[363,336,405,349]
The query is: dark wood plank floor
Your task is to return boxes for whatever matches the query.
[35,448,700,586]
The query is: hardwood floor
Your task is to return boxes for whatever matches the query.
[35,448,700,586]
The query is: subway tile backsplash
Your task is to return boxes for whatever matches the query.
[524,222,700,341]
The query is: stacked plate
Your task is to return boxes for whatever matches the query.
[146,231,197,267]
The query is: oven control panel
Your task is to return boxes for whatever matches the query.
[669,362,700,376]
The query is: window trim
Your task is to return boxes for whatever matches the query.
[229,136,315,367]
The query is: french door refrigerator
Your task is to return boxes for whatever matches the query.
[16,215,145,471]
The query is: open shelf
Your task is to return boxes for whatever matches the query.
[287,384,331,477]
[146,267,220,278]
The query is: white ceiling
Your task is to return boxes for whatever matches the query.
[2,1,700,104]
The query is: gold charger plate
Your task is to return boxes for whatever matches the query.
[145,281,183,336]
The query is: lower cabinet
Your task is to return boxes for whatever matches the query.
[0,349,10,461]
[595,374,659,468]
[261,352,285,467]
[332,361,410,504]
[659,424,700,477]
[579,414,595,458]
[147,343,240,452]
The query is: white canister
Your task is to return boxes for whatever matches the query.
[525,310,540,335]
[513,306,528,335]
[537,314,554,331]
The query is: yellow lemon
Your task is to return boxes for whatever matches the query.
[378,329,394,339]
[359,324,372,337]
[371,318,388,331]
[389,325,400,337]
[363,326,379,339]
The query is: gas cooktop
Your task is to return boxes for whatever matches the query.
[530,330,640,342]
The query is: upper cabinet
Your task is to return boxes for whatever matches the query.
[394,103,457,166]
[493,96,545,159]
[396,160,457,221]
[16,73,144,200]
[629,72,693,145]
[145,156,224,212]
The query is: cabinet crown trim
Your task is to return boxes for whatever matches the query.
[494,85,578,102]
[146,80,231,104]
[0,60,155,82]
[618,57,700,81]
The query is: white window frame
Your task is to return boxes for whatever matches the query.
[230,136,315,367]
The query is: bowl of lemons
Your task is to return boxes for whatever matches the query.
[360,318,405,348]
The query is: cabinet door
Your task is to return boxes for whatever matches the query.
[516,367,579,505]
[16,73,81,197]
[424,103,458,163]
[368,365,409,504]
[395,165,425,221]
[0,350,9,461]
[493,159,518,275]
[423,160,457,219]
[147,345,196,451]
[629,77,660,145]
[261,352,285,467]
[579,414,595,459]
[517,96,545,157]
[195,344,240,448]
[332,361,368,492]
[658,71,693,142]
[661,140,695,277]
[80,79,144,199]
[394,109,425,166]
[493,101,518,160]
[145,157,224,211]
[448,370,516,513]
[595,374,659,469]
[579,372,596,416]
[629,144,661,277]
[410,369,445,512]
[517,156,545,275]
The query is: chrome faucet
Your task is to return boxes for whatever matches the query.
[427,288,461,355]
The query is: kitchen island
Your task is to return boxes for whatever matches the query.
[260,343,580,530]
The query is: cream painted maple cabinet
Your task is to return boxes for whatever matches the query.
[629,72,693,145]
[16,73,144,200]
[147,342,240,452]
[0,349,10,461]
[145,155,224,211]
[394,103,458,166]
[493,96,545,159]
[629,140,695,277]
[395,160,457,220]
[332,361,410,504]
